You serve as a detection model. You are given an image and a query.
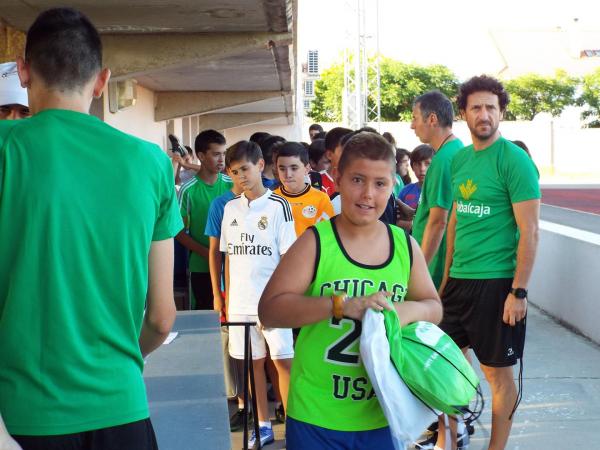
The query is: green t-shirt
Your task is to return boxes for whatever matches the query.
[412,138,463,287]
[393,173,405,198]
[288,218,411,431]
[450,137,540,279]
[0,109,183,435]
[178,173,232,272]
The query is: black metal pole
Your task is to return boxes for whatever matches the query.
[222,322,259,450]
[242,324,250,450]
[247,332,261,450]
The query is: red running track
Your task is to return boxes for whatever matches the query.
[541,189,600,215]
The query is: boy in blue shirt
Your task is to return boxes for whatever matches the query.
[399,144,434,210]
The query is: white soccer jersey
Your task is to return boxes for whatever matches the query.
[220,189,296,315]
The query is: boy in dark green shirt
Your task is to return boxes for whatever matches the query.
[177,129,232,309]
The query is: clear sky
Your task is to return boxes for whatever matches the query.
[298,0,600,79]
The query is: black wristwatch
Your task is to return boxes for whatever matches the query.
[510,287,528,299]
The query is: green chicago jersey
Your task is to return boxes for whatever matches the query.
[287,217,412,431]
[450,137,540,279]
[412,138,463,288]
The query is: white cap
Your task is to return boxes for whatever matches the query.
[0,62,28,107]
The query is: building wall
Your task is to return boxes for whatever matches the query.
[530,225,600,344]
[102,83,172,150]
[314,120,600,183]
[100,85,302,155]
[224,122,302,144]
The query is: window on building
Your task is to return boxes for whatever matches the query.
[580,49,600,58]
[305,80,314,96]
[308,50,319,74]
[304,99,311,110]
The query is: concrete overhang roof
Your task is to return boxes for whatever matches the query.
[0,0,296,124]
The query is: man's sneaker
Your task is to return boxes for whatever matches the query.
[465,420,475,436]
[413,433,436,450]
[248,426,275,448]
[413,428,470,450]
[420,420,437,439]
[275,403,285,423]
[229,408,252,432]
[457,429,470,450]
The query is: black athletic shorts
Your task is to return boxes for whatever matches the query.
[13,418,158,450]
[439,277,526,367]
[190,271,213,310]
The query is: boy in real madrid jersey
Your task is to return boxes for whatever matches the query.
[259,132,442,449]
[274,141,334,237]
[220,140,296,448]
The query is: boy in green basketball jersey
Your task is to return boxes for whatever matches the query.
[259,132,443,449]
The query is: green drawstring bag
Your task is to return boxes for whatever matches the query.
[382,309,480,415]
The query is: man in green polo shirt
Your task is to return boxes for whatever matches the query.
[438,75,540,450]
[411,90,464,290]
[0,8,182,449]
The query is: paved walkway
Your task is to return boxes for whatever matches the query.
[468,304,600,449]
[230,305,600,450]
[144,308,600,449]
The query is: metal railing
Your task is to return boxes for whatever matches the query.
[223,321,262,450]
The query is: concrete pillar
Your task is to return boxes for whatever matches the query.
[181,117,191,147]
[172,118,183,143]
[190,116,199,142]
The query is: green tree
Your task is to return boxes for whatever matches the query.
[308,57,459,122]
[308,63,344,122]
[504,71,578,120]
[578,68,600,128]
[379,59,458,121]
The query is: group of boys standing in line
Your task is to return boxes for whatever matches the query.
[169,79,539,450]
[0,7,539,450]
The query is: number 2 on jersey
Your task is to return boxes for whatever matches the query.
[325,318,362,366]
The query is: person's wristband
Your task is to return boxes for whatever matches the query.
[331,293,347,320]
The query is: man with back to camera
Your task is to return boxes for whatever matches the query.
[0,8,182,450]
[0,62,29,120]
[436,75,540,450]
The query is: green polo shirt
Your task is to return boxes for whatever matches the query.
[412,138,463,287]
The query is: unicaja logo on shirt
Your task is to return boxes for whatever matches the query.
[459,179,477,200]
[457,179,491,218]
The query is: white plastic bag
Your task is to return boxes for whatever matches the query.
[360,309,438,450]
